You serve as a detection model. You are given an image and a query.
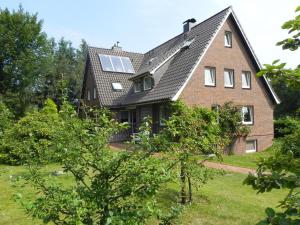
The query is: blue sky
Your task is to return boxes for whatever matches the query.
[1,0,299,66]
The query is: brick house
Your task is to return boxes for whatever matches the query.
[81,6,280,154]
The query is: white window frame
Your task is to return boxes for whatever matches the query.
[246,140,257,153]
[224,31,232,47]
[143,76,152,91]
[241,106,253,125]
[242,71,251,89]
[159,105,167,126]
[134,81,142,93]
[93,87,97,99]
[112,82,123,91]
[87,89,91,101]
[224,69,234,88]
[204,67,216,86]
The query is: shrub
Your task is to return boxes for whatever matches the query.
[274,116,300,138]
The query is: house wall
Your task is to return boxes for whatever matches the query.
[82,61,99,106]
[179,16,274,154]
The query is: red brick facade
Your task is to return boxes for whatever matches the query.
[179,17,274,154]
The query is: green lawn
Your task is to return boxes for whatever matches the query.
[0,164,287,225]
[206,140,281,169]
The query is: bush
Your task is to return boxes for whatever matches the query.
[274,116,300,138]
[281,128,300,158]
[0,101,14,137]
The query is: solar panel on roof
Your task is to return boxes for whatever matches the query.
[99,54,135,74]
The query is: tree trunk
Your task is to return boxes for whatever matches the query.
[180,161,187,204]
[188,174,192,203]
[100,205,109,225]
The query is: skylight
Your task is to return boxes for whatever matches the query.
[112,82,123,91]
[99,54,135,74]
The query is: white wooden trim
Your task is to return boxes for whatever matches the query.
[172,8,232,101]
[172,7,280,104]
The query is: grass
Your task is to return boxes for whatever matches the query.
[0,164,288,225]
[205,140,281,169]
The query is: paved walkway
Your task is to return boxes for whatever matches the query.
[203,161,256,174]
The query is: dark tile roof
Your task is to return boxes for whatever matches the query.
[85,6,280,107]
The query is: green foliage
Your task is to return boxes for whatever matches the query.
[218,102,251,154]
[0,99,59,165]
[281,128,300,158]
[9,101,173,225]
[274,117,300,138]
[155,101,224,204]
[276,7,300,51]
[0,101,14,137]
[0,6,50,115]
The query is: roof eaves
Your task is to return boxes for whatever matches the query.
[172,7,232,101]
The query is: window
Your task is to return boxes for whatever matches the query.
[120,111,130,123]
[224,31,232,47]
[99,54,135,73]
[143,77,152,90]
[134,80,142,93]
[211,104,220,123]
[242,71,251,89]
[159,105,168,126]
[241,106,253,125]
[93,87,97,99]
[224,69,234,88]
[246,140,257,153]
[204,67,216,86]
[112,82,123,91]
[87,89,91,101]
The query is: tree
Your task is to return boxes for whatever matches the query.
[0,101,13,138]
[155,101,226,204]
[11,101,175,224]
[0,6,50,115]
[245,6,300,224]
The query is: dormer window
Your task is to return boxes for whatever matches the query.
[134,80,142,93]
[112,82,123,91]
[143,77,152,91]
[224,31,232,47]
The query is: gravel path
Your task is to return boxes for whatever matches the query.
[203,161,256,174]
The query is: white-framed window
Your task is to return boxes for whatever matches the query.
[93,87,97,99]
[241,106,253,125]
[246,140,257,153]
[204,67,216,86]
[242,71,251,89]
[224,69,234,88]
[159,105,168,126]
[87,89,91,101]
[224,31,232,47]
[134,80,142,93]
[143,76,152,90]
[112,82,123,91]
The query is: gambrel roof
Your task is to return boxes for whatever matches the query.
[82,6,280,107]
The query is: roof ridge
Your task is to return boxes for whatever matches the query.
[87,45,144,55]
[142,6,232,55]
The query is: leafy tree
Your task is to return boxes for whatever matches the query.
[245,6,300,224]
[0,6,50,115]
[155,101,225,204]
[0,101,14,137]
[11,101,175,224]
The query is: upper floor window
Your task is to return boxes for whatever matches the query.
[112,82,123,91]
[241,106,253,125]
[224,31,232,47]
[93,87,97,99]
[204,67,216,86]
[144,76,152,91]
[242,71,251,89]
[87,89,91,101]
[224,69,234,88]
[134,80,142,93]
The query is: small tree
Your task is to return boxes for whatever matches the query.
[155,101,224,204]
[13,101,173,224]
[0,100,13,137]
